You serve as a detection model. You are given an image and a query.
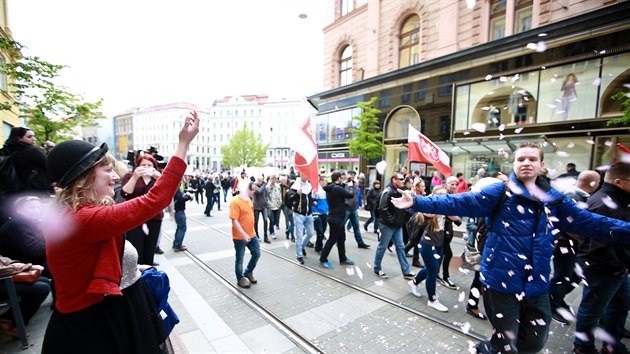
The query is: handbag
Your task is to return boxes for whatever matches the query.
[11,267,42,284]
[460,243,482,271]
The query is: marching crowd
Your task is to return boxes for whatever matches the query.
[1,117,630,354]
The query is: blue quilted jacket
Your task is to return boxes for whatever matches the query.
[409,173,630,298]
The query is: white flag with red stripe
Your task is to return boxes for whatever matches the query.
[408,124,452,177]
[293,116,319,192]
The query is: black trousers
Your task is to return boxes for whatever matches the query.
[319,216,347,263]
[126,219,162,265]
[313,214,328,252]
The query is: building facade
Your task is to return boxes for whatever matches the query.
[308,0,630,183]
[0,0,19,142]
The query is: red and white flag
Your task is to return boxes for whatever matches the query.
[293,116,319,192]
[408,124,452,177]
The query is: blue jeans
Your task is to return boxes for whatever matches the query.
[212,193,220,210]
[223,188,229,202]
[373,224,410,275]
[477,288,551,353]
[233,236,261,280]
[293,213,314,257]
[282,205,294,239]
[414,241,442,300]
[364,209,380,233]
[574,271,629,352]
[173,210,187,248]
[344,208,366,246]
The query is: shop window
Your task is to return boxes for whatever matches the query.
[599,53,630,117]
[454,85,470,131]
[402,83,413,104]
[385,106,418,139]
[415,80,428,101]
[317,115,328,143]
[326,108,359,143]
[379,89,392,108]
[399,15,420,68]
[438,74,454,97]
[538,60,600,123]
[339,46,353,86]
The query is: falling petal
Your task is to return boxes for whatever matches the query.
[536,41,547,52]
[434,253,442,260]
[346,267,355,276]
[602,196,618,209]
[484,74,493,81]
[592,77,602,86]
[556,151,570,158]
[461,322,471,334]
[567,142,575,148]
[575,331,589,341]
[594,328,616,344]
[376,160,387,175]
[514,127,524,134]
[496,313,504,318]
[458,291,466,302]
[586,140,595,145]
[463,131,471,135]
[284,241,291,249]
[538,33,547,37]
[142,223,149,235]
[466,0,476,8]
[526,43,538,50]
[472,122,487,133]
[374,280,384,286]
[355,266,364,279]
[516,205,525,214]
[498,124,506,131]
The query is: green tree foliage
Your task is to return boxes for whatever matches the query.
[221,123,269,168]
[348,97,384,159]
[0,38,104,143]
[607,91,630,127]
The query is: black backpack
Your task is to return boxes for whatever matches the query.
[0,153,20,194]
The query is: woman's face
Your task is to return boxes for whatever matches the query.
[18,130,36,146]
[92,164,120,199]
[415,182,425,194]
[139,159,155,169]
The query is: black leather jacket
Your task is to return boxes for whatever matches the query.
[377,184,406,227]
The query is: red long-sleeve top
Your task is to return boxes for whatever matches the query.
[45,157,186,313]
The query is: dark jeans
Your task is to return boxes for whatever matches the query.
[173,210,187,248]
[204,195,213,215]
[414,241,443,300]
[126,219,162,265]
[233,237,261,280]
[282,205,294,239]
[441,235,453,279]
[574,271,630,352]
[254,208,269,238]
[268,209,281,235]
[194,190,204,204]
[210,193,220,210]
[468,271,483,309]
[319,216,347,263]
[0,276,51,325]
[363,210,380,233]
[344,208,366,246]
[477,288,551,353]
[313,213,328,252]
[549,242,580,310]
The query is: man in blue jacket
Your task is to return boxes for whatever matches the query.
[392,143,630,354]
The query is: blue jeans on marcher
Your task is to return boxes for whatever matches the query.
[223,188,229,202]
[173,210,187,248]
[233,236,261,280]
[373,224,410,276]
[212,192,220,210]
[282,205,294,240]
[414,241,443,300]
[268,209,281,236]
[364,209,380,233]
[574,271,630,353]
[293,213,314,257]
[345,208,367,246]
[476,288,551,353]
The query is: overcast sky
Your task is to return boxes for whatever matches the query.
[8,0,327,117]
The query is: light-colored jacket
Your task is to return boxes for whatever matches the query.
[267,183,282,210]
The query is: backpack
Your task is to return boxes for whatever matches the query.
[0,153,20,194]
[461,185,509,271]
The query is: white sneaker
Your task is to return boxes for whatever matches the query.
[427,299,448,312]
[408,280,422,298]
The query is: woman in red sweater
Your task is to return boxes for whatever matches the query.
[42,112,199,354]
[120,153,164,266]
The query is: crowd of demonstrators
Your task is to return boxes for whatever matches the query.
[363,180,381,234]
[0,255,51,339]
[319,171,356,269]
[120,153,164,266]
[392,143,630,354]
[548,170,601,325]
[344,171,371,249]
[287,177,315,265]
[372,172,414,280]
[266,175,282,239]
[312,176,329,254]
[252,176,270,243]
[573,162,630,354]
[230,181,260,289]
[41,112,198,353]
[406,186,452,313]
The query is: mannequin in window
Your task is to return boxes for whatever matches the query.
[561,73,578,120]
[487,106,501,127]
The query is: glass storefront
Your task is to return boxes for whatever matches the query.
[454,52,630,131]
[316,107,361,144]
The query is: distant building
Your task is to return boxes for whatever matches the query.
[0,0,19,142]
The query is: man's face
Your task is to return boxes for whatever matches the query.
[513,147,543,181]
[270,176,276,185]
[391,174,405,189]
[446,180,458,193]
[348,173,356,181]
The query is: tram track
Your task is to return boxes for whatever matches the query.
[167,215,489,348]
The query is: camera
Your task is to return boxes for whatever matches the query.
[144,167,155,176]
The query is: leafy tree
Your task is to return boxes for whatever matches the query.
[348,97,384,159]
[221,124,269,168]
[0,38,104,143]
[607,91,630,127]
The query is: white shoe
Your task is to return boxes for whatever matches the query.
[427,299,448,312]
[408,280,422,298]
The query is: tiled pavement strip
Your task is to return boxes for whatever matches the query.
[1,199,628,353]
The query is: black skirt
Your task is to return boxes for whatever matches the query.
[42,279,169,354]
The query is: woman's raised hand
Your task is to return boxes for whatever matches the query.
[179,110,200,145]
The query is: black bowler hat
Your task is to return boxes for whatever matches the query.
[47,140,109,188]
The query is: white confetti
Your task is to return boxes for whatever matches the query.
[485,74,493,81]
[496,313,504,318]
[518,254,527,260]
[471,288,480,298]
[376,160,387,175]
[592,77,601,86]
[594,327,616,344]
[461,321,471,334]
[472,122,487,133]
[556,151,570,158]
[346,267,355,276]
[458,291,466,302]
[355,266,363,279]
[284,240,291,249]
[602,196,618,209]
[514,127,524,134]
[142,223,149,235]
[507,270,515,277]
[374,280,384,286]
